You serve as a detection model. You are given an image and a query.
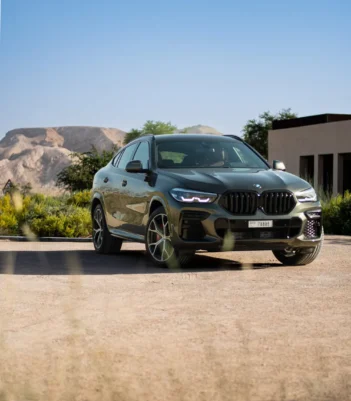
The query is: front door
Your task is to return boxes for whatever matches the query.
[117,141,152,236]
[105,142,139,231]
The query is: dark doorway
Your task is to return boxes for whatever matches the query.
[300,155,314,185]
[338,153,351,194]
[318,154,333,195]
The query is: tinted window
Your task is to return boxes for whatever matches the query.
[156,139,268,169]
[133,142,150,169]
[118,143,138,169]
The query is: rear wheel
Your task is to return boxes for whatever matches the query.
[273,232,323,266]
[145,207,194,267]
[92,204,123,254]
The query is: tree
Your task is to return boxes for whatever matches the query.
[242,109,297,159]
[56,146,117,192]
[123,129,143,146]
[124,120,177,145]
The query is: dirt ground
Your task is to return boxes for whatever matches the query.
[0,236,351,401]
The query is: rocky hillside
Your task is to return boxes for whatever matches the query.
[0,127,126,194]
[0,125,222,194]
[178,125,222,135]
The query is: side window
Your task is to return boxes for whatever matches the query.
[112,152,123,167]
[133,142,150,169]
[118,143,138,169]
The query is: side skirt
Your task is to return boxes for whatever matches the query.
[109,228,145,243]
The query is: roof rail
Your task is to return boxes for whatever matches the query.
[223,134,244,142]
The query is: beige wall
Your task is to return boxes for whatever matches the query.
[268,120,351,195]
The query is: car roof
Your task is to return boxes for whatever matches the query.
[154,133,238,142]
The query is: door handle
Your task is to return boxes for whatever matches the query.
[103,177,109,183]
[122,180,127,187]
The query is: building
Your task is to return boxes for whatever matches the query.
[268,114,351,196]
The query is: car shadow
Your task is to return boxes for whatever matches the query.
[324,237,351,246]
[0,249,282,275]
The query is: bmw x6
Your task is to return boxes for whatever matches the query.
[91,134,323,267]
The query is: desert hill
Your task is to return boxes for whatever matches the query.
[0,126,126,194]
[0,125,222,194]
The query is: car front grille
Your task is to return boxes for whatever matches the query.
[260,192,296,215]
[219,191,296,216]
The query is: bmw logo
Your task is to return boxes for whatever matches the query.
[253,184,262,189]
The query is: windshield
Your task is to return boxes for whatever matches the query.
[156,139,268,169]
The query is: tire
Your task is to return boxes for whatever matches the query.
[92,204,123,254]
[145,206,194,268]
[273,230,324,266]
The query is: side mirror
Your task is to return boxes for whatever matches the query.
[126,160,147,173]
[273,160,286,171]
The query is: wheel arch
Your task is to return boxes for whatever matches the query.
[91,192,105,217]
[148,196,168,217]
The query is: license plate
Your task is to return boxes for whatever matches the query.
[249,220,273,228]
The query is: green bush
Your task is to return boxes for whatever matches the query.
[67,190,91,208]
[322,191,351,235]
[0,192,92,238]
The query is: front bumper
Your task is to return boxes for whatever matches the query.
[166,198,323,253]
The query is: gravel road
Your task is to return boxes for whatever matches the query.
[0,236,350,401]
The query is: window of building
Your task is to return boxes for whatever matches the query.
[338,153,351,194]
[318,154,333,195]
[300,156,314,186]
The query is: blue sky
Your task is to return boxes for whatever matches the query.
[0,0,350,137]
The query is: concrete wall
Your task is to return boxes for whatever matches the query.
[268,120,351,195]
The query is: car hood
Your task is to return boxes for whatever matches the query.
[159,168,311,194]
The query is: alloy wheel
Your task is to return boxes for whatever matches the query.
[93,207,104,249]
[147,213,174,263]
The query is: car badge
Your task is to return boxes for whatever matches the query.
[253,184,262,189]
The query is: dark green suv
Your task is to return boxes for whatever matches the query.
[91,134,323,267]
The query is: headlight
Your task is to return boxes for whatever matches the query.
[170,188,217,203]
[296,187,318,202]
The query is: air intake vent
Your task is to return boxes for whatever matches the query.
[219,191,296,216]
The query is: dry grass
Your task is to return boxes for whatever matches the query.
[0,203,350,401]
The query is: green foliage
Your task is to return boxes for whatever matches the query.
[123,128,143,145]
[124,120,177,144]
[242,109,297,159]
[56,146,117,191]
[67,190,91,208]
[30,207,91,238]
[0,192,91,238]
[322,191,351,235]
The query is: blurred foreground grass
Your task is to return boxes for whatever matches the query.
[1,245,350,401]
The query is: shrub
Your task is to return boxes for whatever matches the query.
[67,190,91,208]
[0,191,92,238]
[30,207,91,238]
[322,191,351,235]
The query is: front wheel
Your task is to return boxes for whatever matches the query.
[145,207,194,267]
[273,235,323,266]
